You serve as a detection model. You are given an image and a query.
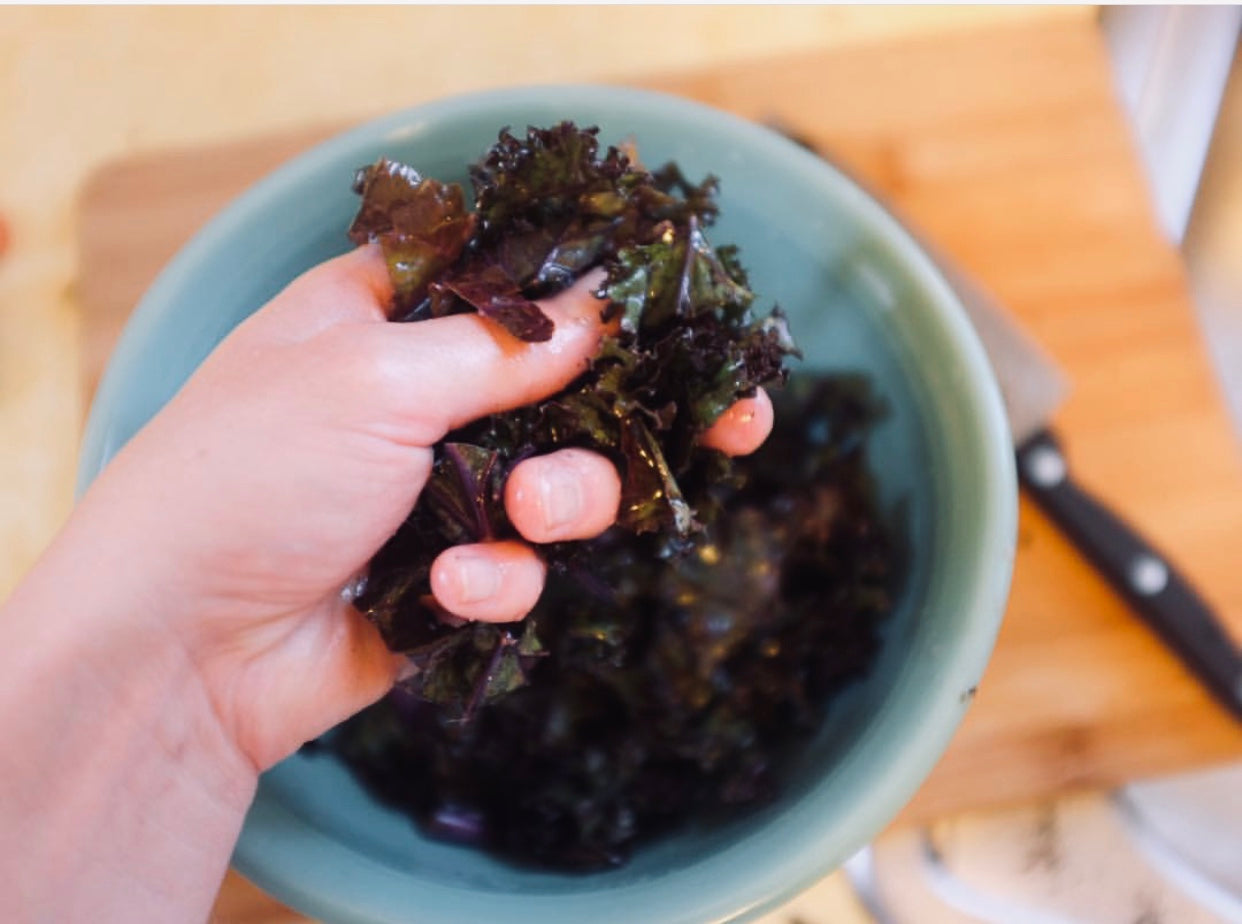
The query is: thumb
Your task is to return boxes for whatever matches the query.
[360,267,613,447]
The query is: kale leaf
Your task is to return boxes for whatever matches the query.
[347,160,475,314]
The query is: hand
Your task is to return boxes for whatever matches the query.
[71,245,773,771]
[0,245,775,923]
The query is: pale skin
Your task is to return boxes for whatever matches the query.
[0,245,772,923]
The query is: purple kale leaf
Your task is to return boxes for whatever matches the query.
[438,265,554,342]
[348,159,475,318]
[422,443,506,545]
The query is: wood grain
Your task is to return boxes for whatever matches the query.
[74,17,1242,923]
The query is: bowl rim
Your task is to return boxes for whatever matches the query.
[79,83,1016,924]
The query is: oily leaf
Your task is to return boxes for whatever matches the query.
[347,158,424,237]
[471,123,629,234]
[422,443,505,545]
[604,241,678,335]
[687,309,797,429]
[348,159,475,316]
[440,264,554,342]
[616,414,696,536]
[529,219,617,292]
[539,391,621,450]
[401,622,546,721]
[604,219,753,336]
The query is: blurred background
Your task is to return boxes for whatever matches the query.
[2,6,1240,922]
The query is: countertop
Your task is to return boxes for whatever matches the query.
[0,5,1088,594]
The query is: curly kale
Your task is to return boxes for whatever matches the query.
[333,376,895,870]
[329,123,896,872]
[347,124,797,714]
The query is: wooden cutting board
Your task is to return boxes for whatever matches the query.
[76,16,1242,922]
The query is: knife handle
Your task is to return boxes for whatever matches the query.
[1017,430,1242,722]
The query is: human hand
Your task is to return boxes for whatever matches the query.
[70,245,773,772]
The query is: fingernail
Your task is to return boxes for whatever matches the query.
[452,553,502,604]
[539,460,584,532]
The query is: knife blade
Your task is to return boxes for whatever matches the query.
[772,122,1242,722]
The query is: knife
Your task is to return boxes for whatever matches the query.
[944,262,1242,724]
[773,123,1242,722]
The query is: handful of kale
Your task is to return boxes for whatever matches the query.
[335,376,894,870]
[350,123,796,712]
[333,123,897,872]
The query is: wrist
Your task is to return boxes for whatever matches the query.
[0,516,258,920]
[16,502,262,784]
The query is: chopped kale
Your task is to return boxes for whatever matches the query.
[349,124,796,712]
[334,124,895,871]
[335,375,895,870]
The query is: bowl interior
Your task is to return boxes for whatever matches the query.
[79,87,1014,924]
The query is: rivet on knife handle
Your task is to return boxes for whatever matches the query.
[1017,430,1242,722]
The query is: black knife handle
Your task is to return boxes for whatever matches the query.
[1017,430,1242,722]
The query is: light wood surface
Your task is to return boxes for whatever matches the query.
[6,9,1088,924]
[0,2,1086,600]
[72,15,1242,924]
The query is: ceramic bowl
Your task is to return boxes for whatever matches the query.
[79,86,1016,924]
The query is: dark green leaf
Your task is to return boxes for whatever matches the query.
[471,123,628,233]
[616,414,696,536]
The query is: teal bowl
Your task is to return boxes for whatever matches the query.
[79,86,1016,923]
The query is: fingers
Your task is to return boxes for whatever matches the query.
[367,268,611,444]
[499,391,769,548]
[281,251,770,461]
[301,602,403,732]
[240,600,401,770]
[505,448,621,544]
[700,389,774,457]
[429,392,770,627]
[430,541,545,622]
[430,446,615,623]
